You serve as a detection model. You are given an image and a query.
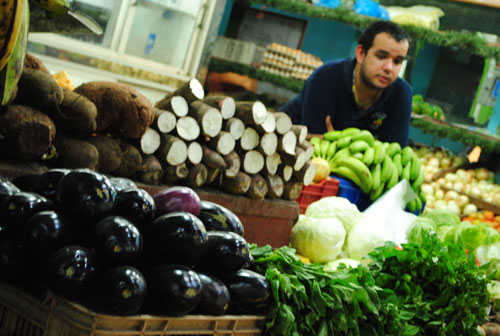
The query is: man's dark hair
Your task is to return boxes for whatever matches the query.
[358,21,409,52]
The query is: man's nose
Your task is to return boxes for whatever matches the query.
[383,59,396,72]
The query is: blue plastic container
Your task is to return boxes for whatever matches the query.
[330,175,372,211]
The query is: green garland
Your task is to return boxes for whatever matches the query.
[411,117,500,153]
[235,0,500,59]
[208,58,305,93]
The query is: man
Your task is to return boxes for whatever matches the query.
[280,21,412,147]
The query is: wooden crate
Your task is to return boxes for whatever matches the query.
[0,282,265,336]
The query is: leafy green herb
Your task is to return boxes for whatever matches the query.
[368,231,490,336]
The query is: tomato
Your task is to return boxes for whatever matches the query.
[484,211,495,221]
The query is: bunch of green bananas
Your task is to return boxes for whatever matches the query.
[310,127,426,212]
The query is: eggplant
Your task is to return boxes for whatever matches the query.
[109,177,137,192]
[197,231,250,275]
[0,192,54,238]
[198,201,244,235]
[46,245,98,299]
[146,264,202,316]
[153,186,201,217]
[225,269,271,314]
[23,210,72,258]
[11,173,41,192]
[101,266,147,316]
[114,188,156,230]
[144,212,207,267]
[194,272,231,316]
[56,169,116,224]
[91,216,143,267]
[0,178,20,204]
[31,169,70,202]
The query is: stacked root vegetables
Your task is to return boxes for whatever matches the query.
[311,128,426,212]
[0,55,316,201]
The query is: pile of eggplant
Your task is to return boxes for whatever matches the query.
[0,169,271,317]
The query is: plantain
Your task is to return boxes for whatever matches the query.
[323,130,341,142]
[386,142,402,158]
[362,146,375,166]
[339,127,360,138]
[414,195,423,212]
[331,166,364,192]
[392,153,402,177]
[406,199,417,213]
[313,141,321,158]
[30,0,70,15]
[402,161,412,182]
[0,0,26,71]
[371,163,381,191]
[410,154,422,181]
[337,135,352,149]
[349,140,368,154]
[352,152,364,160]
[381,155,393,182]
[385,161,399,190]
[411,167,425,192]
[401,146,414,166]
[351,129,375,147]
[331,147,351,165]
[319,139,330,159]
[373,141,386,164]
[309,136,321,147]
[335,156,373,193]
[325,141,337,161]
[370,182,385,201]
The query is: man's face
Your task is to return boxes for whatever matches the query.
[357,32,409,90]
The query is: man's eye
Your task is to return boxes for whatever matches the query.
[377,54,385,60]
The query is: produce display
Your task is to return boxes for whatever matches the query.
[411,94,445,120]
[413,145,468,182]
[0,54,317,202]
[0,170,270,317]
[310,128,426,212]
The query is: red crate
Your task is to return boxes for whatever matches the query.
[297,178,340,214]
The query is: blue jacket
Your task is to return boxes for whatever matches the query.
[279,58,413,146]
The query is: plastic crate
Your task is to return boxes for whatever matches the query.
[0,281,265,336]
[297,178,340,214]
[332,175,372,211]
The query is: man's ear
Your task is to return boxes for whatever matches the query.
[355,45,365,63]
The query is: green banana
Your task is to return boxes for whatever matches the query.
[309,136,321,147]
[419,191,427,204]
[313,142,321,158]
[414,196,423,212]
[325,141,338,161]
[392,153,402,177]
[351,130,375,147]
[402,161,412,182]
[31,0,70,15]
[401,146,414,166]
[381,155,393,182]
[339,127,360,138]
[337,135,352,149]
[371,163,381,191]
[370,182,385,201]
[349,140,368,154]
[411,167,425,192]
[331,166,365,192]
[320,139,330,159]
[407,199,417,213]
[362,146,375,166]
[336,157,373,193]
[352,152,364,160]
[410,154,422,181]
[323,130,342,142]
[373,142,386,164]
[331,147,351,164]
[385,161,399,190]
[386,142,401,158]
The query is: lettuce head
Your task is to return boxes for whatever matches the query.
[305,196,361,233]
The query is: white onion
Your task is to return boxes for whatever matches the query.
[435,200,447,210]
[446,201,461,216]
[444,190,458,201]
[437,178,446,186]
[452,182,464,193]
[428,158,440,168]
[476,168,489,181]
[445,173,457,182]
[421,183,434,195]
[463,203,477,215]
[440,157,452,169]
[469,186,481,198]
[444,182,454,189]
[434,189,444,200]
[455,194,469,208]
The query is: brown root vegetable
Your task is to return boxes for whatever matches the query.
[0,104,56,160]
[266,175,284,199]
[175,116,200,141]
[223,151,241,178]
[136,154,163,185]
[282,147,307,171]
[163,162,189,182]
[223,117,245,140]
[15,68,63,111]
[221,171,252,194]
[278,130,297,155]
[264,152,281,176]
[23,53,50,73]
[203,95,235,119]
[189,101,222,138]
[283,180,303,201]
[87,135,122,174]
[52,88,97,135]
[114,142,142,177]
[259,132,278,156]
[155,95,188,117]
[481,323,500,336]
[152,108,177,133]
[74,81,154,139]
[242,150,264,175]
[297,141,314,161]
[187,141,203,165]
[182,163,208,188]
[273,112,292,135]
[293,161,317,186]
[235,101,267,126]
[53,134,99,170]
[278,164,294,182]
[291,125,308,144]
[202,145,226,169]
[209,131,235,156]
[207,167,221,184]
[239,127,259,151]
[139,127,161,155]
[156,134,187,166]
[155,79,204,107]
[247,174,268,200]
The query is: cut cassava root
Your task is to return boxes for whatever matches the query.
[156,134,187,166]
[202,95,235,119]
[190,101,222,138]
[209,131,235,156]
